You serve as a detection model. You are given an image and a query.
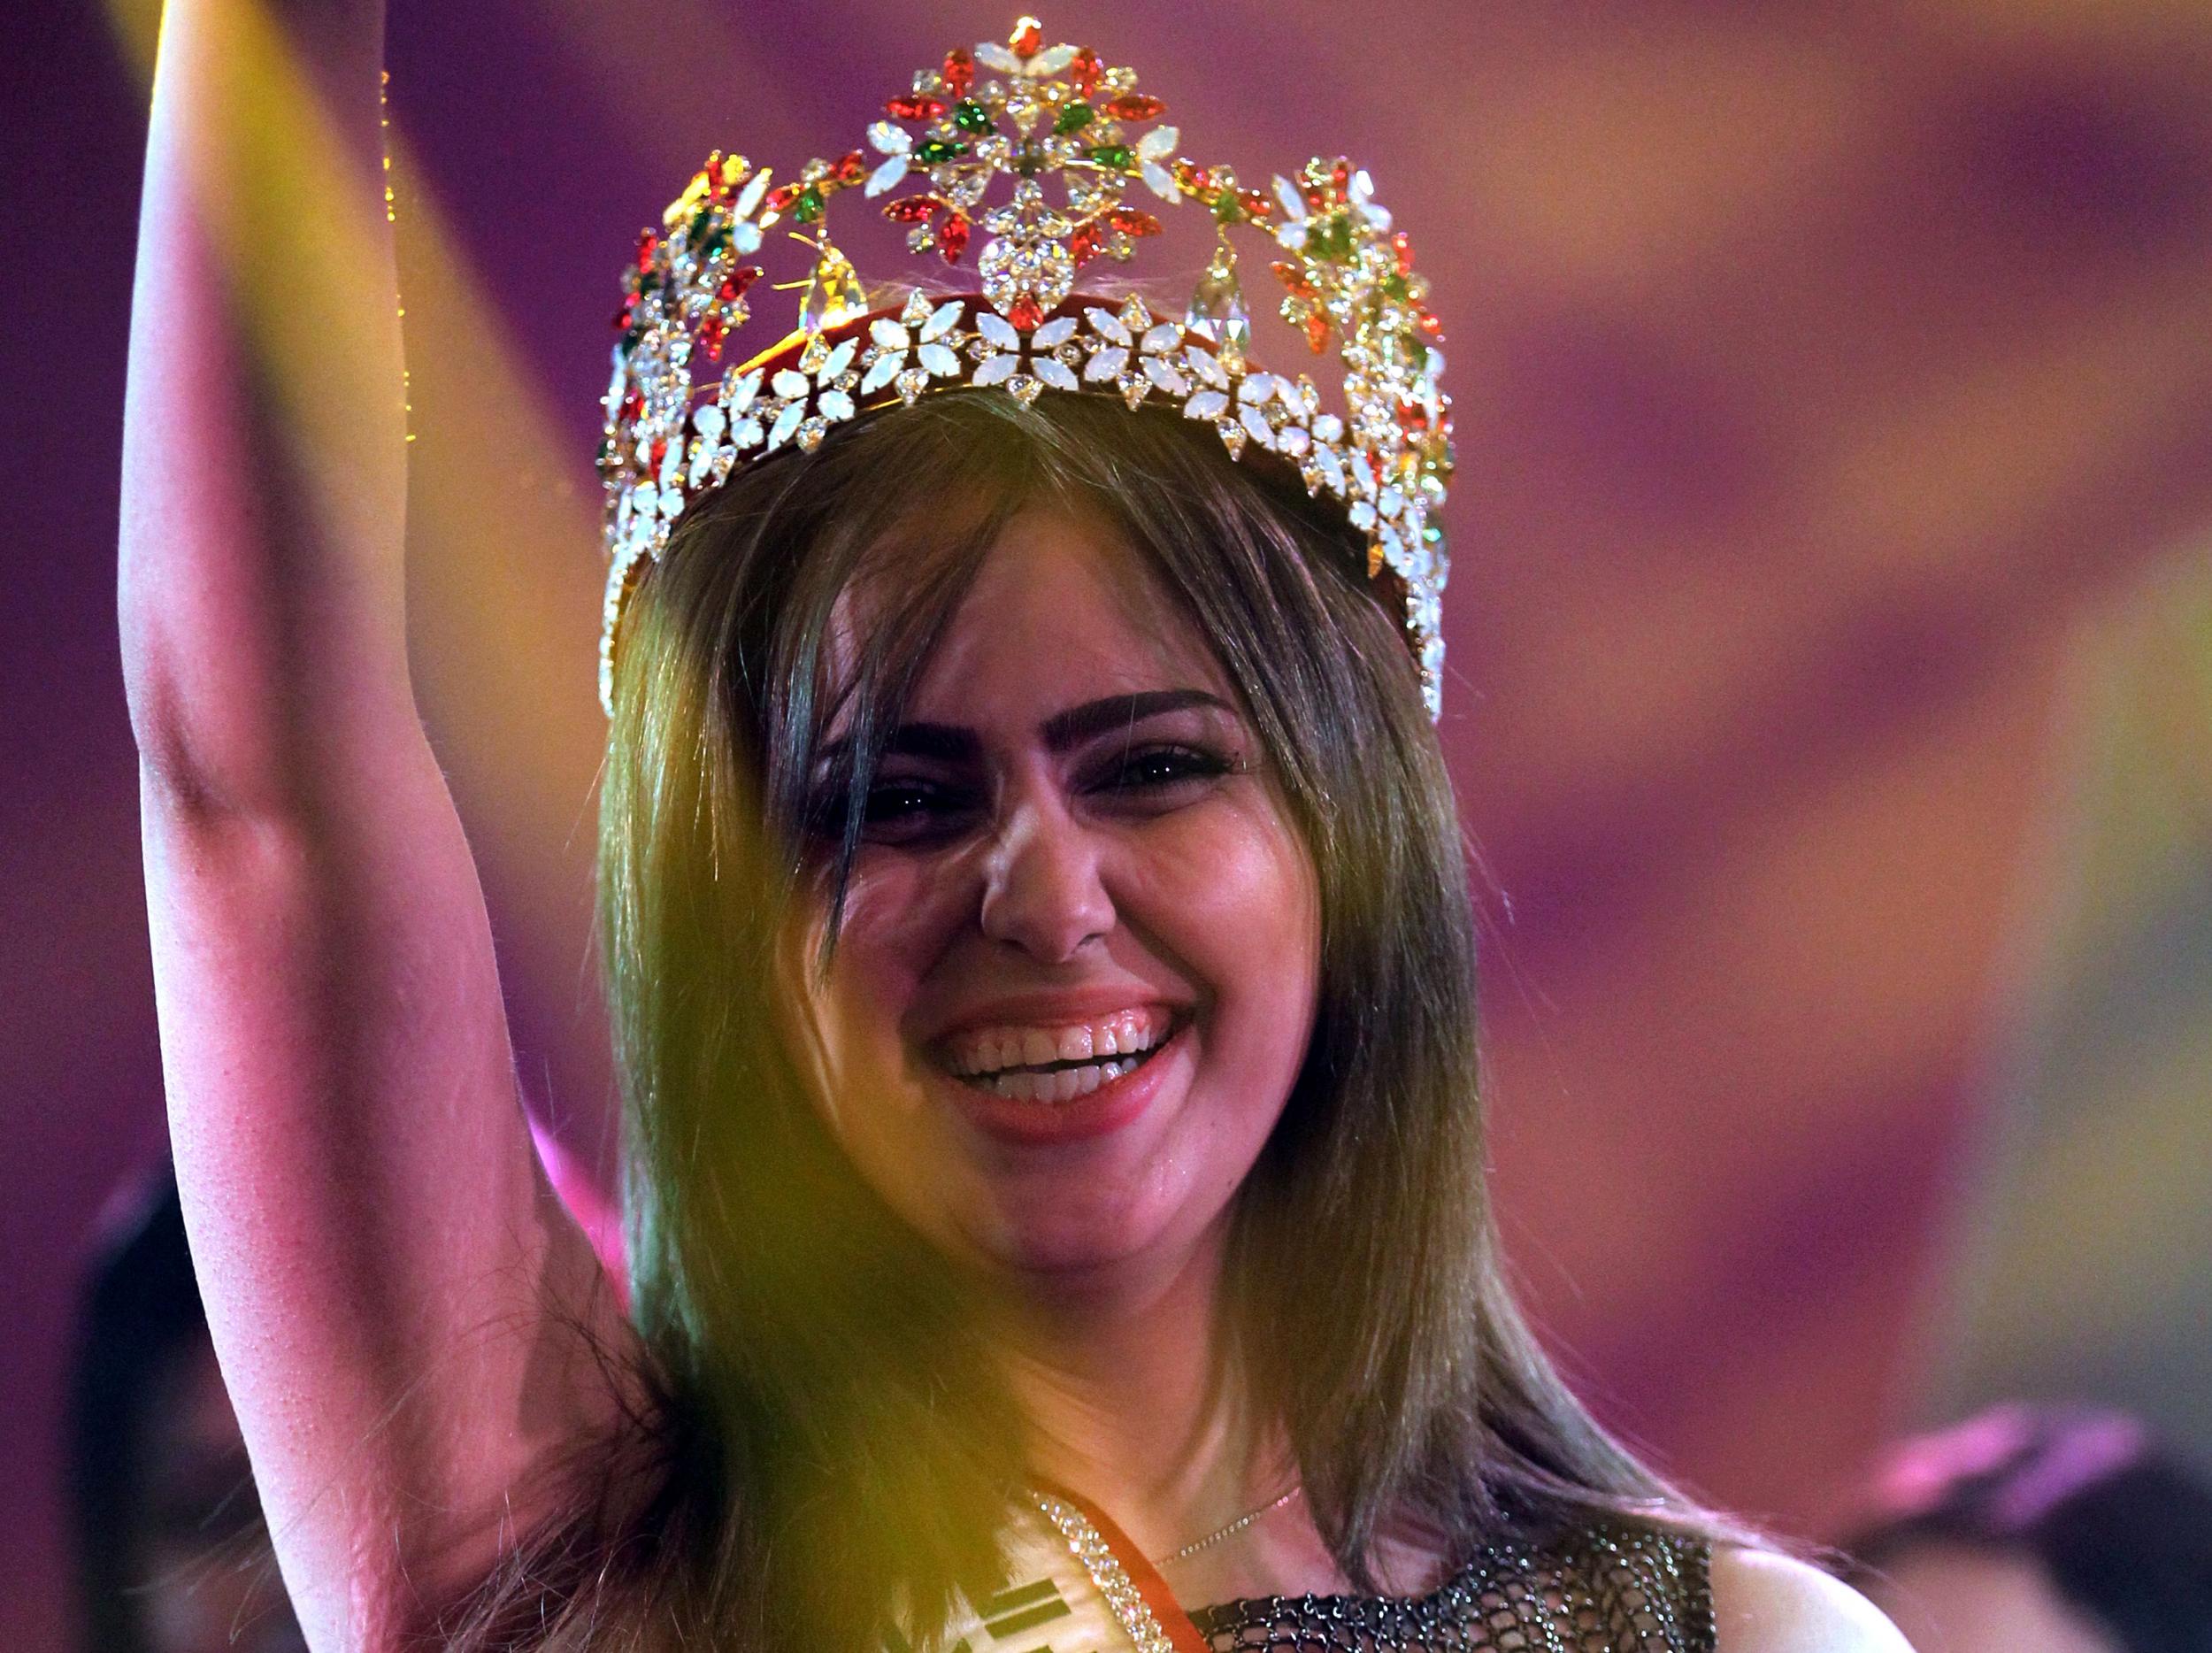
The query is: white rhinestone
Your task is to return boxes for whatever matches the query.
[817,337,857,381]
[1118,294,1153,334]
[730,221,764,254]
[1086,306,1132,347]
[1272,173,1308,220]
[1138,124,1179,162]
[867,120,910,156]
[1276,424,1311,457]
[1033,315,1079,350]
[723,368,764,414]
[1007,373,1043,405]
[1118,375,1148,410]
[1034,356,1079,392]
[1183,388,1228,420]
[1348,498,1378,530]
[870,318,911,351]
[1143,357,1190,396]
[1274,220,1310,251]
[795,416,828,452]
[732,171,772,219]
[973,352,1019,387]
[900,288,933,326]
[772,368,810,398]
[1029,42,1077,74]
[1241,404,1275,449]
[766,401,806,450]
[1312,412,1344,442]
[1085,346,1128,382]
[894,367,929,404]
[818,388,856,421]
[859,353,903,395]
[976,310,1021,351]
[974,41,1024,73]
[1141,161,1179,203]
[692,404,726,439]
[1239,371,1276,404]
[921,298,965,342]
[1183,345,1228,388]
[733,417,764,447]
[1140,322,1180,355]
[918,342,962,378]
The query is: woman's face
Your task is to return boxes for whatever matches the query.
[792,505,1322,1295]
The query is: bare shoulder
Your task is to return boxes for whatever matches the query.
[1708,1546,1916,1653]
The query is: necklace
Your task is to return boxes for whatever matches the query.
[1150,1484,1303,1566]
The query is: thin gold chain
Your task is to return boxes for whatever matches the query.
[1150,1484,1304,1566]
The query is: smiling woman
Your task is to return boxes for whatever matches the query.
[122,4,1910,1650]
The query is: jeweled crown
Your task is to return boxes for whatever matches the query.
[599,16,1453,716]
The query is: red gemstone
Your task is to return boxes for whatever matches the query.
[635,229,658,268]
[1330,158,1351,189]
[1391,231,1414,274]
[1102,93,1164,120]
[887,92,946,121]
[1305,313,1332,352]
[1271,259,1315,297]
[833,149,866,185]
[1008,292,1045,331]
[1106,206,1161,237]
[612,295,637,330]
[1174,159,1212,199]
[699,316,726,359]
[937,214,971,263]
[649,437,667,469]
[1068,47,1102,94]
[1011,18,1042,56]
[1236,188,1271,220]
[1417,311,1442,336]
[718,264,764,303]
[1070,222,1103,265]
[942,48,975,94]
[882,194,945,222]
[620,389,644,421]
[764,182,802,212]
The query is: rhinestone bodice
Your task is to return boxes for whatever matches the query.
[1186,1523,1715,1653]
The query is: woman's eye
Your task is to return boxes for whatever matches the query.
[859,778,981,840]
[1092,744,1232,796]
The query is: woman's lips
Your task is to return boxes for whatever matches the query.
[926,1013,1190,1146]
[941,1004,1175,1086]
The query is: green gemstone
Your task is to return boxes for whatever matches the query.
[1087,143,1134,169]
[1382,272,1409,300]
[1311,214,1354,260]
[953,99,992,134]
[915,138,967,164]
[794,184,824,221]
[1054,101,1094,134]
[1211,193,1243,226]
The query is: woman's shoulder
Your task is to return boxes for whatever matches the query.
[1708,1545,1913,1653]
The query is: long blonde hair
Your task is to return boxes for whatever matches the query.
[430,391,1719,1649]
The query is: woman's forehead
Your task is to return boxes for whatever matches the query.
[827,505,1233,734]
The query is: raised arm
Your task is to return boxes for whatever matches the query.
[119,1,634,1642]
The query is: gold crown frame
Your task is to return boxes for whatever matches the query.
[598,17,1453,716]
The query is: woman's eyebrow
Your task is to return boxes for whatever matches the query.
[1040,688,1233,750]
[821,689,1233,767]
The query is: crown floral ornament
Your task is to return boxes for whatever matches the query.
[598,16,1453,716]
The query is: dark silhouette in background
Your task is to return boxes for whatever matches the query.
[1845,1404,2212,1653]
[68,1175,304,1653]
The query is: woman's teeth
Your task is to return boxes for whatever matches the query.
[944,1007,1172,1103]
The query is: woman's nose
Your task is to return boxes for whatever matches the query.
[978,794,1113,964]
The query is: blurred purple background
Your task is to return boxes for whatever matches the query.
[7,0,2212,1644]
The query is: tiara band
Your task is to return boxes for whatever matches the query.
[598,16,1453,717]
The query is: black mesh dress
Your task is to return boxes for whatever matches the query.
[1187,1523,1716,1653]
